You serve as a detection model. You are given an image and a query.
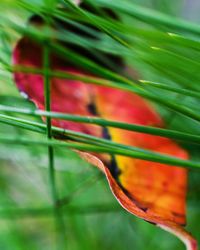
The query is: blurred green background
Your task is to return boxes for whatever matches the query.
[0,0,200,250]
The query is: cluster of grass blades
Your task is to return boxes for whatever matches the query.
[0,0,200,250]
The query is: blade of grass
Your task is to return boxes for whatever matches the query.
[0,133,200,169]
[3,17,200,123]
[43,23,67,249]
[5,61,200,123]
[96,0,200,35]
[0,203,122,219]
[139,80,200,99]
[0,112,193,155]
[1,105,200,145]
[63,0,131,49]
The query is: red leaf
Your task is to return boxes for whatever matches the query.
[12,16,197,250]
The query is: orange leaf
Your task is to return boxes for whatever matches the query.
[12,9,197,250]
[79,152,197,250]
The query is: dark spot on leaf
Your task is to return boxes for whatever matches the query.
[87,102,98,115]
